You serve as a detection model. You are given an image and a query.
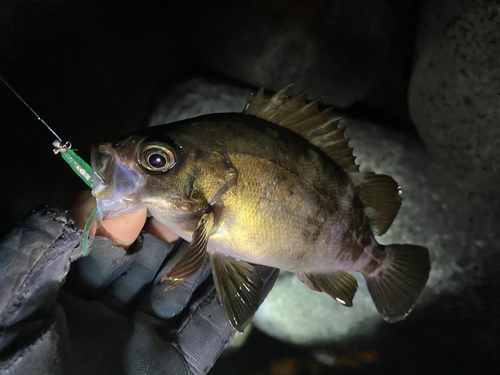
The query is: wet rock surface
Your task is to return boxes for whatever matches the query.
[408,0,500,188]
[149,77,500,374]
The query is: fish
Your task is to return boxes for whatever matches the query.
[90,87,431,332]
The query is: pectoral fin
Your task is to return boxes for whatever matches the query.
[161,211,215,290]
[297,271,358,307]
[210,253,263,332]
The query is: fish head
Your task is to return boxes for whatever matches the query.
[90,130,186,221]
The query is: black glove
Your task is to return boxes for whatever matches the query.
[0,207,278,375]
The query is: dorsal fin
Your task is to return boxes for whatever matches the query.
[243,86,402,235]
[243,86,358,174]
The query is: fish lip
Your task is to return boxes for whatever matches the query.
[91,143,116,200]
[91,142,147,220]
[96,196,145,220]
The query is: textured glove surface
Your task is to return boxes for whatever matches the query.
[0,207,278,375]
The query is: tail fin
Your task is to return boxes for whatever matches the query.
[364,244,430,323]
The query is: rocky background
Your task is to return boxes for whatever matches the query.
[1,1,498,374]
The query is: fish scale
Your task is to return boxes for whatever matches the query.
[213,153,337,271]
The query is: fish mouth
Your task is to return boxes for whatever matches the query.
[91,143,115,200]
[90,143,146,220]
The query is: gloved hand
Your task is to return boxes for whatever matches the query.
[0,205,278,375]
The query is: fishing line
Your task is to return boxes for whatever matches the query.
[0,75,63,142]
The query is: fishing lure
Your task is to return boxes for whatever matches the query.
[52,140,97,255]
[1,76,97,255]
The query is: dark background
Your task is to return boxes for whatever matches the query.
[1,1,498,374]
[0,0,188,234]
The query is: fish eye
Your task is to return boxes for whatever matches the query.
[139,144,176,172]
[148,153,166,168]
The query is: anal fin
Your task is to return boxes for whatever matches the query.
[210,253,263,332]
[161,211,214,290]
[297,271,358,307]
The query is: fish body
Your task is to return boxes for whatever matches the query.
[91,88,430,331]
[138,115,375,274]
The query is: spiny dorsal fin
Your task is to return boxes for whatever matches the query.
[243,86,359,174]
[350,172,402,236]
[243,86,402,236]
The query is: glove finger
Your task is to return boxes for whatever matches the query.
[101,233,173,313]
[65,236,136,298]
[65,233,175,301]
[0,207,81,355]
[119,311,191,375]
[174,265,279,375]
[143,241,212,319]
[122,263,279,375]
[0,208,82,326]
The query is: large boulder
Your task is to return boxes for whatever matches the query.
[408,0,500,188]
[179,0,418,119]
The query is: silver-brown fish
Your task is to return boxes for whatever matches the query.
[90,87,431,332]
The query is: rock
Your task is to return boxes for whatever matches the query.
[148,78,250,126]
[179,0,418,118]
[149,78,499,352]
[408,0,500,188]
